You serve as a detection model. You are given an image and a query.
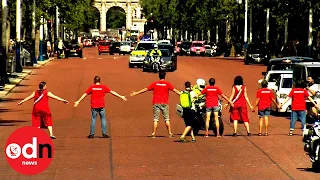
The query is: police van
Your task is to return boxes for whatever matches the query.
[293,62,320,104]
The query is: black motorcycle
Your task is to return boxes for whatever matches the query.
[176,99,224,136]
[150,54,163,72]
[303,119,320,172]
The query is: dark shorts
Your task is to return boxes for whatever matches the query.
[306,102,316,110]
[182,108,196,127]
[258,108,271,117]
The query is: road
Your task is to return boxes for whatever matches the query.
[0,47,319,180]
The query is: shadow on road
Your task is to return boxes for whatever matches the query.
[297,167,320,173]
[0,98,23,102]
[0,119,28,126]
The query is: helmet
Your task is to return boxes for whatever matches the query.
[196,78,206,89]
[154,44,158,49]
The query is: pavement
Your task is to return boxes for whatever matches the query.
[0,48,319,180]
[0,58,54,99]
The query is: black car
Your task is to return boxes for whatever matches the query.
[157,43,177,62]
[244,43,270,65]
[110,42,121,55]
[142,49,177,72]
[180,41,191,56]
[65,43,83,58]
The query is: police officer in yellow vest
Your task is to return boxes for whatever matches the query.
[149,44,162,57]
[193,78,206,108]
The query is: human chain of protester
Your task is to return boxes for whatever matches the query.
[16,71,320,143]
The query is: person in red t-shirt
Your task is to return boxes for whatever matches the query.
[74,76,127,139]
[279,80,318,136]
[18,82,69,139]
[130,71,181,138]
[255,80,278,136]
[201,78,233,137]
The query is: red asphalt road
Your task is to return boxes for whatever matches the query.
[0,47,319,180]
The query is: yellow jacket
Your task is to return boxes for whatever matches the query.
[149,49,162,56]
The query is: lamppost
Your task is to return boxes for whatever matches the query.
[15,0,23,72]
[244,0,248,49]
[31,0,37,64]
[237,0,242,42]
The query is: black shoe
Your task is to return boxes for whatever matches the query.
[88,135,94,138]
[232,133,237,137]
[102,134,109,138]
[50,135,56,139]
[247,133,251,136]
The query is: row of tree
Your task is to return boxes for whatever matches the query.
[140,0,320,44]
[1,0,100,40]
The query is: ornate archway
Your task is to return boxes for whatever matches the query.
[92,0,146,32]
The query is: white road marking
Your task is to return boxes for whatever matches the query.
[98,58,102,59]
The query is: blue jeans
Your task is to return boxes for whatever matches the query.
[290,110,306,131]
[90,108,107,135]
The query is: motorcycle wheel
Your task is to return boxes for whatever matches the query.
[312,160,320,172]
[211,117,224,136]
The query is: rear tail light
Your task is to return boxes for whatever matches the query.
[78,48,81,50]
[66,48,69,51]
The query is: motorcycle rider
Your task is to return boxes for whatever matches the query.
[193,79,206,110]
[306,76,319,119]
[149,44,162,57]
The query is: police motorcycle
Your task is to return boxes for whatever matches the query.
[176,79,224,136]
[146,53,164,72]
[303,118,320,172]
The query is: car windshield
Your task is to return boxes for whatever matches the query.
[158,45,170,49]
[281,78,293,88]
[100,42,111,46]
[248,44,267,53]
[205,46,211,49]
[192,43,203,47]
[268,73,282,82]
[112,42,120,46]
[160,50,170,57]
[270,64,293,71]
[307,67,320,84]
[71,44,80,48]
[121,42,130,46]
[131,30,139,34]
[181,42,191,48]
[136,43,154,50]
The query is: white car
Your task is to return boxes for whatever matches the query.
[120,41,132,55]
[258,70,293,90]
[271,73,293,112]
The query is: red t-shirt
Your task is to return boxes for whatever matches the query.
[201,86,223,107]
[256,88,274,110]
[85,84,111,108]
[288,88,309,110]
[147,80,174,104]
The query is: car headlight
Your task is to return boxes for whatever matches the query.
[265,55,267,58]
[248,54,252,57]
[280,94,288,99]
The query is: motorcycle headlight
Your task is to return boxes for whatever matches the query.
[248,54,252,57]
[280,94,288,99]
[265,55,267,58]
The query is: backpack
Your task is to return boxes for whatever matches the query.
[180,90,192,108]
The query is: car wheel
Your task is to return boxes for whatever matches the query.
[99,52,101,55]
[129,63,134,68]
[110,52,114,55]
[244,59,249,65]
[80,54,83,58]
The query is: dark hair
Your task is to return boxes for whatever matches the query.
[39,82,46,89]
[294,79,306,88]
[233,76,243,85]
[261,79,268,88]
[185,81,191,88]
[209,78,215,86]
[94,76,100,83]
[159,71,166,79]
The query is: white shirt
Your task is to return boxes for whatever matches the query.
[306,83,318,102]
[189,90,197,110]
